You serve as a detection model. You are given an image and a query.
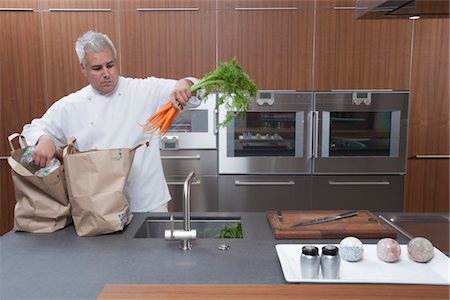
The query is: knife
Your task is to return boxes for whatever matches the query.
[290,210,358,228]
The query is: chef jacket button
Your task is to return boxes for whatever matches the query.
[118,93,122,96]
[90,122,94,125]
[88,97,92,101]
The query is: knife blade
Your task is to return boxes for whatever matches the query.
[290,210,358,228]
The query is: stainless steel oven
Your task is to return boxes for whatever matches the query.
[218,91,314,174]
[217,90,409,212]
[313,91,409,174]
[160,94,216,150]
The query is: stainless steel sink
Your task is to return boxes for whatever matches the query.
[379,214,449,256]
[134,216,243,239]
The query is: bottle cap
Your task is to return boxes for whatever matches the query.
[302,245,319,256]
[322,245,339,256]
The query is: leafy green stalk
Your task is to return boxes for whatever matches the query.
[190,58,257,127]
[214,223,243,239]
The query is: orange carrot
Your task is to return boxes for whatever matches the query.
[142,102,179,135]
[160,108,178,134]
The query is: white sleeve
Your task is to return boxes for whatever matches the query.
[21,102,66,147]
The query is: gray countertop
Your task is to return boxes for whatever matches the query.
[0,212,422,300]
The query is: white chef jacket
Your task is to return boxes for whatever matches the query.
[22,76,199,212]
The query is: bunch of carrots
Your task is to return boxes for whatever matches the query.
[143,58,257,135]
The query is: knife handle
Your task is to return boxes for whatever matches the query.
[336,210,358,220]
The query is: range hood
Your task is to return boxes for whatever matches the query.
[355,0,449,19]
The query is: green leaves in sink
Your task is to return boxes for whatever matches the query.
[215,223,243,239]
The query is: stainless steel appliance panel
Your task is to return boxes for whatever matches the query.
[160,94,216,150]
[167,175,218,212]
[311,175,404,212]
[313,91,409,174]
[218,91,313,174]
[218,175,312,211]
[161,150,217,176]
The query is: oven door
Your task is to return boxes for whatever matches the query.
[159,94,216,150]
[218,91,313,174]
[313,91,409,174]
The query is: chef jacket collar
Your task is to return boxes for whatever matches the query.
[88,76,122,98]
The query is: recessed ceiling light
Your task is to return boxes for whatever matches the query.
[409,15,421,20]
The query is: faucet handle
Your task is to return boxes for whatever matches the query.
[164,215,175,240]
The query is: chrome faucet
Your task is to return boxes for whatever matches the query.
[164,171,197,250]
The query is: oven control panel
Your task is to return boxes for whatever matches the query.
[160,135,179,150]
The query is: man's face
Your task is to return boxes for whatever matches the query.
[81,48,119,94]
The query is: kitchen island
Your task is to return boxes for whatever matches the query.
[1,212,448,299]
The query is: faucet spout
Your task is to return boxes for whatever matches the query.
[181,171,196,250]
[165,171,197,250]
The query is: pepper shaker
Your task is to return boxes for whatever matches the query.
[300,246,320,279]
[320,245,341,279]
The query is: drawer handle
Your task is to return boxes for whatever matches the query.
[137,8,199,12]
[0,8,34,11]
[234,180,295,186]
[328,180,390,186]
[333,7,370,10]
[167,180,201,186]
[48,8,112,12]
[234,7,298,11]
[161,155,201,160]
[415,154,450,159]
[0,156,9,160]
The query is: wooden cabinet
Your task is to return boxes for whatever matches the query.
[0,0,46,235]
[119,0,216,80]
[404,18,449,212]
[0,160,15,236]
[41,0,119,104]
[0,0,46,155]
[217,0,314,90]
[314,0,412,90]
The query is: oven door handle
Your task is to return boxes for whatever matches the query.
[312,111,319,158]
[328,180,390,186]
[234,180,295,186]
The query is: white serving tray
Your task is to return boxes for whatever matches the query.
[276,244,450,285]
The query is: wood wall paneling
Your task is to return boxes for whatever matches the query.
[1,1,46,235]
[217,0,314,90]
[404,18,450,213]
[407,19,449,156]
[0,3,46,155]
[0,161,15,236]
[119,0,216,80]
[41,0,119,104]
[314,0,413,90]
[405,159,449,212]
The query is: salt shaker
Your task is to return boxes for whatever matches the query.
[320,245,341,279]
[300,246,320,279]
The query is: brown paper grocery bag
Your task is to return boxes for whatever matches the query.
[7,133,71,233]
[63,137,148,236]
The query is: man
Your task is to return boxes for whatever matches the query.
[21,30,200,212]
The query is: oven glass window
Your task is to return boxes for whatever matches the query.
[328,111,392,156]
[169,110,208,132]
[228,112,298,157]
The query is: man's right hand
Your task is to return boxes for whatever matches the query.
[33,134,56,168]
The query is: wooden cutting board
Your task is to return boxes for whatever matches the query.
[266,210,396,239]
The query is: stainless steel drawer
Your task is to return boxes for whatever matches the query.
[311,175,404,212]
[218,175,311,212]
[161,150,217,176]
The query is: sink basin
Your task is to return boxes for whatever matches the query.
[380,214,449,256]
[134,216,243,239]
